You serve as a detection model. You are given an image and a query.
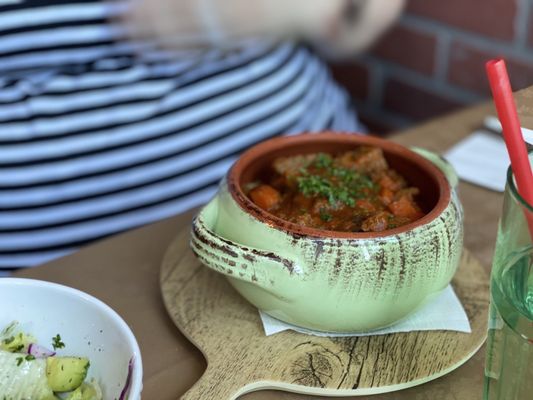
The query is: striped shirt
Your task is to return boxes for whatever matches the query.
[0,0,361,270]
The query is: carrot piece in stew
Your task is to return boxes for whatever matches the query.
[378,187,394,206]
[387,196,424,220]
[249,184,281,211]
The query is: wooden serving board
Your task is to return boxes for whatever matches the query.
[160,228,489,399]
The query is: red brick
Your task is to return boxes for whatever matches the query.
[408,0,517,41]
[371,25,437,76]
[329,61,369,100]
[383,79,465,122]
[448,41,533,95]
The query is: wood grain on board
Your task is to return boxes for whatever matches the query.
[161,228,489,400]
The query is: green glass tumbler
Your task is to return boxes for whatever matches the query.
[483,153,533,400]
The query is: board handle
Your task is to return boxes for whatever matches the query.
[181,365,244,400]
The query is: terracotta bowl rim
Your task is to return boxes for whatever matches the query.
[227,132,452,239]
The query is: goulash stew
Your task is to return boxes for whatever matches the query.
[246,146,424,232]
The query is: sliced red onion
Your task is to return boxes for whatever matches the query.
[119,356,134,400]
[27,343,56,358]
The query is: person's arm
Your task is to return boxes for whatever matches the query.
[126,0,405,53]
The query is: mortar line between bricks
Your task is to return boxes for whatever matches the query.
[357,54,483,104]
[514,0,531,48]
[434,31,452,82]
[400,14,533,63]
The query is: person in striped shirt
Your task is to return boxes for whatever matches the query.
[0,0,405,271]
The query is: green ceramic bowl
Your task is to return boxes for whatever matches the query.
[191,133,463,332]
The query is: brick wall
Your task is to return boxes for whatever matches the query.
[330,0,533,135]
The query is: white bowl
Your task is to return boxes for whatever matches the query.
[0,278,143,399]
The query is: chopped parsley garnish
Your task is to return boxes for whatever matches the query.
[319,208,332,222]
[298,174,338,204]
[13,344,24,352]
[313,153,333,169]
[52,334,65,350]
[2,336,14,345]
[16,357,23,366]
[297,153,377,207]
[25,354,35,361]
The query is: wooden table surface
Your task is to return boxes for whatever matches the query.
[15,87,533,399]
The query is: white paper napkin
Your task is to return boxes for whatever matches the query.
[445,130,509,192]
[484,116,533,144]
[260,285,471,337]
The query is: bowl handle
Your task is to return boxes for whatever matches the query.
[190,210,299,293]
[410,147,459,188]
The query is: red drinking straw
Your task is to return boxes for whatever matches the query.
[486,59,533,237]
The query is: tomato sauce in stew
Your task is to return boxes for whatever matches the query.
[246,146,425,232]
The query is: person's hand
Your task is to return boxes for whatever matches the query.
[126,0,345,48]
[126,0,404,53]
[321,0,406,55]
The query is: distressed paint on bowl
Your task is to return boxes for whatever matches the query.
[191,134,464,332]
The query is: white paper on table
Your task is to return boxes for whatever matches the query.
[444,130,509,192]
[260,285,471,337]
[484,116,533,144]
